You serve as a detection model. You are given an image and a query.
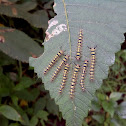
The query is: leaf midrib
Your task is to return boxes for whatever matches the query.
[62,0,72,59]
[62,1,78,123]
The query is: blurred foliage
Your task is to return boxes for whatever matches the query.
[0,27,43,62]
[84,46,126,126]
[0,0,126,126]
[0,0,55,62]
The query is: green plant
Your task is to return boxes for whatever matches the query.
[29,0,126,126]
[0,0,54,62]
[0,0,126,126]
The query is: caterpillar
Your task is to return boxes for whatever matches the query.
[89,47,96,81]
[51,55,69,81]
[76,29,83,60]
[80,60,89,91]
[70,64,80,98]
[44,50,64,74]
[59,63,70,93]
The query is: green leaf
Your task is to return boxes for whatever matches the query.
[0,70,14,89]
[0,4,48,28]
[110,119,120,126]
[111,116,126,126]
[34,98,46,114]
[40,119,46,126]
[46,98,59,116]
[91,98,101,112]
[44,0,54,9]
[30,116,38,126]
[0,88,10,97]
[110,92,122,101]
[121,50,126,62]
[0,105,22,122]
[0,27,43,62]
[15,106,30,125]
[14,77,36,91]
[92,115,104,124]
[96,93,106,101]
[14,89,40,101]
[30,88,40,100]
[82,121,88,126]
[36,110,49,121]
[16,1,37,11]
[102,101,117,117]
[0,51,16,66]
[9,123,21,126]
[26,108,33,116]
[11,95,18,106]
[29,0,126,126]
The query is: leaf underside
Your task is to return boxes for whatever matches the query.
[29,0,126,126]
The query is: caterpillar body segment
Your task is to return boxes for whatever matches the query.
[89,47,96,81]
[76,29,83,60]
[59,63,70,93]
[51,55,69,81]
[70,64,80,98]
[44,50,64,74]
[90,64,94,81]
[80,60,89,91]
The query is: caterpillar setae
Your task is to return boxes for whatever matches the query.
[44,50,64,74]
[59,63,70,93]
[70,64,80,98]
[76,29,83,60]
[51,55,69,81]
[89,46,97,81]
[80,60,89,91]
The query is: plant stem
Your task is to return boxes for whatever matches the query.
[18,61,22,80]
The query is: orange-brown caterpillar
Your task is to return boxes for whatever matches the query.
[44,50,64,74]
[89,47,96,81]
[59,63,70,93]
[70,64,80,98]
[76,29,83,60]
[51,55,69,81]
[80,60,89,91]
